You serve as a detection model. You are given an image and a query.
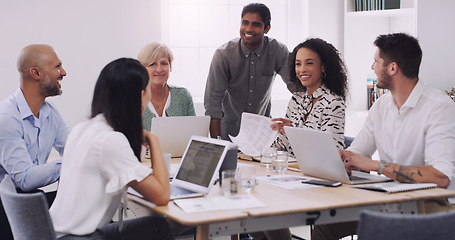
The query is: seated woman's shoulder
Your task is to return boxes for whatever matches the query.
[168,84,187,90]
[169,85,191,94]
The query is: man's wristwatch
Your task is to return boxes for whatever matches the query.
[378,160,389,175]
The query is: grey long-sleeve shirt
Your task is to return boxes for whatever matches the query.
[204,36,292,140]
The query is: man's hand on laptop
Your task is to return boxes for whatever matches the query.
[342,150,378,175]
[340,150,353,175]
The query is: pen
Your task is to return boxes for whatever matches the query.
[213,178,220,185]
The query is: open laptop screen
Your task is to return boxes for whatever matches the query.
[151,116,210,157]
[174,139,225,187]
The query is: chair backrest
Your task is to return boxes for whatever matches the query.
[0,176,56,240]
[357,209,455,240]
[344,136,355,149]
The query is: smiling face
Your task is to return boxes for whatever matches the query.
[239,12,270,51]
[145,56,170,87]
[38,49,66,97]
[295,47,324,95]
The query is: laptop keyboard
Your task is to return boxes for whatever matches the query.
[170,184,197,198]
[349,175,369,181]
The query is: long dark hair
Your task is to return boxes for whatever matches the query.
[91,58,149,161]
[289,38,348,100]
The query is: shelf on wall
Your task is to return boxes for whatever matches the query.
[346,8,414,17]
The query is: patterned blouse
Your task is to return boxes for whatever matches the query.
[274,85,346,154]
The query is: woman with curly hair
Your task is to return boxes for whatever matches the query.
[272,38,349,153]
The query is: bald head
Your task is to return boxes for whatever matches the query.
[17,44,55,77]
[17,44,66,100]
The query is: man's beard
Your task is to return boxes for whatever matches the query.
[376,69,393,90]
[42,75,62,97]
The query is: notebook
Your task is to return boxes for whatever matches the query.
[151,116,210,157]
[284,126,391,185]
[169,135,232,199]
[352,182,437,193]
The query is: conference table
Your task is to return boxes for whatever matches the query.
[130,157,455,240]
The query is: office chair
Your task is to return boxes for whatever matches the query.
[0,176,57,240]
[357,209,455,240]
[344,136,355,149]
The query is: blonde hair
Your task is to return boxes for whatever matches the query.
[137,42,174,70]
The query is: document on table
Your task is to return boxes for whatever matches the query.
[257,175,322,190]
[229,112,278,157]
[173,194,266,213]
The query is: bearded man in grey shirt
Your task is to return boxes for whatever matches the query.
[204,2,293,140]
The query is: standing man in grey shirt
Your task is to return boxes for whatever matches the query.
[204,2,293,140]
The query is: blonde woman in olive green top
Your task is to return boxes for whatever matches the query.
[138,42,196,131]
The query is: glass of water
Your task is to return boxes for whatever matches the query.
[273,151,288,174]
[260,147,276,167]
[238,165,257,193]
[221,170,239,196]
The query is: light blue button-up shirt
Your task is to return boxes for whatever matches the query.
[0,88,69,191]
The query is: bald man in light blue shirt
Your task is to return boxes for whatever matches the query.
[0,44,69,239]
[0,88,68,190]
[0,44,69,191]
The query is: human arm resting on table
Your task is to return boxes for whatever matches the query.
[128,131,170,206]
[342,150,450,188]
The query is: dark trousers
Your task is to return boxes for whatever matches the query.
[0,190,56,240]
[58,216,174,240]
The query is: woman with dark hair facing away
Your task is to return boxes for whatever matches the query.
[272,38,348,153]
[49,58,173,240]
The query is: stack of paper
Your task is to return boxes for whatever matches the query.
[229,112,278,157]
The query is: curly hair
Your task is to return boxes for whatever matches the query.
[289,38,348,100]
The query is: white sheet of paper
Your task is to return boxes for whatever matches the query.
[229,112,278,157]
[257,175,321,190]
[173,194,266,213]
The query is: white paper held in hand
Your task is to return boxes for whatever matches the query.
[229,112,278,157]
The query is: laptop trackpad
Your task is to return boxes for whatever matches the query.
[170,184,203,200]
[350,171,392,185]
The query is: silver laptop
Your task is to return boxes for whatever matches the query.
[170,135,231,199]
[284,126,391,185]
[151,116,210,157]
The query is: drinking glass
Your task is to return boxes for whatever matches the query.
[273,151,288,174]
[238,165,257,193]
[260,147,277,167]
[221,170,239,196]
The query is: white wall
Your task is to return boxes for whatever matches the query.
[162,0,293,121]
[417,0,455,91]
[163,0,344,119]
[0,0,391,132]
[307,0,344,53]
[0,0,161,127]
